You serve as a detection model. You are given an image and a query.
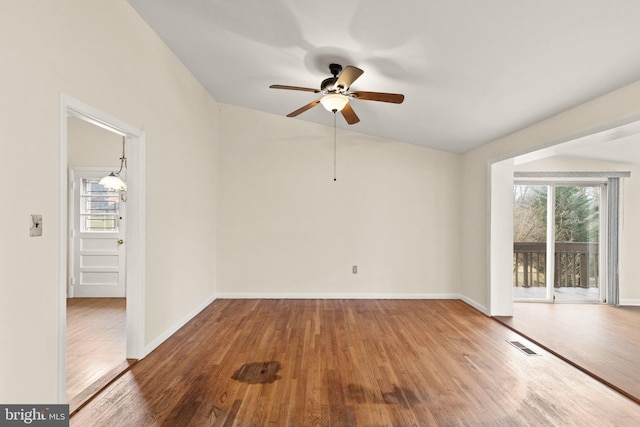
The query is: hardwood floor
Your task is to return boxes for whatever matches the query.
[71,299,640,426]
[495,302,640,404]
[66,298,130,413]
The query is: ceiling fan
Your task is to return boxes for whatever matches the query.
[269,63,404,125]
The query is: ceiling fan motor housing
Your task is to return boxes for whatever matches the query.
[321,64,346,93]
[329,63,343,76]
[321,77,339,93]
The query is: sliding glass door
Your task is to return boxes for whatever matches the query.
[513,185,549,300]
[513,183,605,303]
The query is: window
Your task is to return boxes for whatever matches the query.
[80,178,120,232]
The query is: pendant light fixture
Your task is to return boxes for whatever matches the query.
[100,136,128,194]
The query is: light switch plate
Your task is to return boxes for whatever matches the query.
[30,214,42,237]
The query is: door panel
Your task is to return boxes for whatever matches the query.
[70,169,126,298]
[80,254,119,268]
[553,185,601,303]
[513,184,549,301]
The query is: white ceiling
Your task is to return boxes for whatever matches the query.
[128,0,640,153]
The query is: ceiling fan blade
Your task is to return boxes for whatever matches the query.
[340,103,360,125]
[287,100,321,117]
[351,91,405,104]
[270,84,320,93]
[336,66,364,89]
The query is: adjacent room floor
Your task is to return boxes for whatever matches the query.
[71,299,640,426]
[495,301,640,404]
[66,298,130,413]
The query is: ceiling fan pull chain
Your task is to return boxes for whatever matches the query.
[333,112,337,182]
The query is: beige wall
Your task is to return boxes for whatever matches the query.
[0,1,218,403]
[217,104,462,297]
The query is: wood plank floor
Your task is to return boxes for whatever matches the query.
[495,302,640,404]
[66,298,129,413]
[71,299,640,426]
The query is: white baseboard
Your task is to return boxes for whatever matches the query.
[458,295,489,315]
[620,299,640,306]
[215,292,462,300]
[144,294,217,356]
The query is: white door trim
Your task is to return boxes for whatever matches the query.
[59,94,146,403]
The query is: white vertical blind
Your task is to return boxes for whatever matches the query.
[607,177,620,306]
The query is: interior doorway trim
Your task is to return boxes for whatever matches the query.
[59,94,146,403]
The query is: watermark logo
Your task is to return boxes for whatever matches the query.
[0,405,68,426]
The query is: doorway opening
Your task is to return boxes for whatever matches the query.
[488,116,640,316]
[67,132,128,408]
[59,95,146,408]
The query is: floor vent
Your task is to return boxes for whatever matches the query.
[508,340,539,356]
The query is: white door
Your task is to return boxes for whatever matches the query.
[69,169,126,297]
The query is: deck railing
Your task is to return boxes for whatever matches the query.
[513,242,599,288]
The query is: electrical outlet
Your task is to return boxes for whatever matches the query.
[30,214,43,237]
[352,265,358,274]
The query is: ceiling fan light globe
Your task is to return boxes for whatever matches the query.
[320,94,349,112]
